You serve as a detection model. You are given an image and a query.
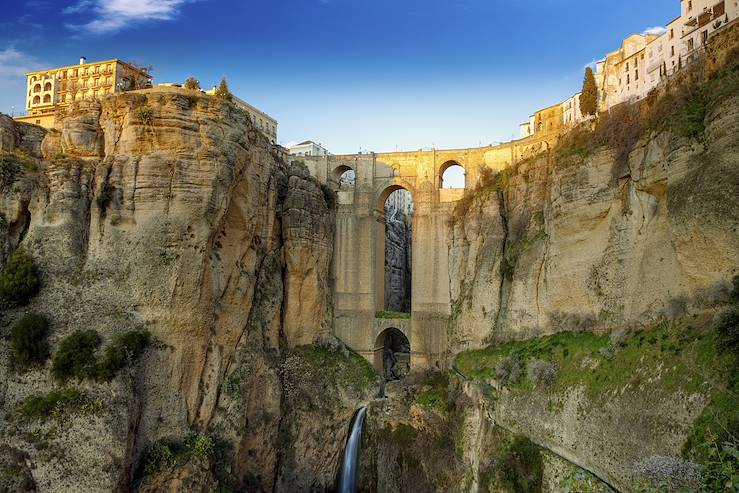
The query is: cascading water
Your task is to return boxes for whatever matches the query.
[337,407,367,493]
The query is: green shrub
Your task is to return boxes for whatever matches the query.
[20,388,87,420]
[10,313,50,370]
[715,306,739,355]
[51,330,100,382]
[140,433,216,477]
[96,329,151,381]
[0,154,19,190]
[0,248,40,309]
[495,355,523,386]
[133,106,154,124]
[497,435,543,492]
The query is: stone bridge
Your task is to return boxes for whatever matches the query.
[302,134,555,371]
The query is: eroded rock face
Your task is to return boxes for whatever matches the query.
[448,93,739,349]
[0,90,372,493]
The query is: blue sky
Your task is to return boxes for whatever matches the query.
[1,0,677,154]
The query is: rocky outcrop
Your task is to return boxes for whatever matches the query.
[0,89,375,493]
[448,90,739,350]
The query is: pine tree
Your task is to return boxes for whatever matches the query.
[580,67,598,116]
[214,78,232,102]
[184,77,200,91]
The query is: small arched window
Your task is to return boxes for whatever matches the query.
[32,95,40,105]
[33,84,41,93]
[44,82,52,91]
[43,94,51,103]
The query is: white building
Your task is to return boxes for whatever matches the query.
[562,92,585,126]
[598,0,737,110]
[287,140,329,157]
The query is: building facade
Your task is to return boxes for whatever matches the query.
[520,0,738,138]
[287,141,330,157]
[562,92,585,127]
[16,58,151,128]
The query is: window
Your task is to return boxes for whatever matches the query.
[627,74,630,84]
[671,46,675,56]
[43,94,51,103]
[626,62,630,71]
[702,30,708,44]
[688,0,692,10]
[688,38,695,50]
[32,95,40,105]
[635,69,639,80]
[670,28,674,39]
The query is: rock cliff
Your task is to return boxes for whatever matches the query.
[0,90,377,492]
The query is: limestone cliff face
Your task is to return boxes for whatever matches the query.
[448,92,739,350]
[0,90,374,492]
[384,206,412,313]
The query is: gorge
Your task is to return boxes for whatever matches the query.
[0,23,738,493]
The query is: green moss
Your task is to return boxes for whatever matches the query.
[415,371,451,413]
[20,388,90,420]
[297,345,378,392]
[10,313,50,371]
[375,310,411,319]
[0,248,41,309]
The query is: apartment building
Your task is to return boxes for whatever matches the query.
[15,57,151,128]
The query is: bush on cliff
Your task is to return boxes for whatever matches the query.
[527,359,558,387]
[20,387,93,421]
[495,355,522,386]
[0,248,40,309]
[10,313,50,371]
[52,328,152,382]
[496,435,543,493]
[96,329,151,381]
[51,330,100,382]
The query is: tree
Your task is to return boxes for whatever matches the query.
[184,77,200,91]
[214,78,233,102]
[580,67,598,116]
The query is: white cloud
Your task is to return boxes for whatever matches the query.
[63,0,191,35]
[0,47,43,80]
[643,26,667,36]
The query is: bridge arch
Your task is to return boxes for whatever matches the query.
[331,164,356,188]
[375,183,414,313]
[376,182,414,211]
[439,160,466,189]
[373,327,411,380]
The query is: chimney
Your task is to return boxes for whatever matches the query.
[79,57,86,65]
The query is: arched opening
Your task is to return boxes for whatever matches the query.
[331,165,356,189]
[440,161,466,189]
[43,82,52,91]
[373,328,410,380]
[42,94,51,104]
[375,185,413,314]
[33,84,41,93]
[32,96,40,105]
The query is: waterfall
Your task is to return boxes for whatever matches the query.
[337,407,367,493]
